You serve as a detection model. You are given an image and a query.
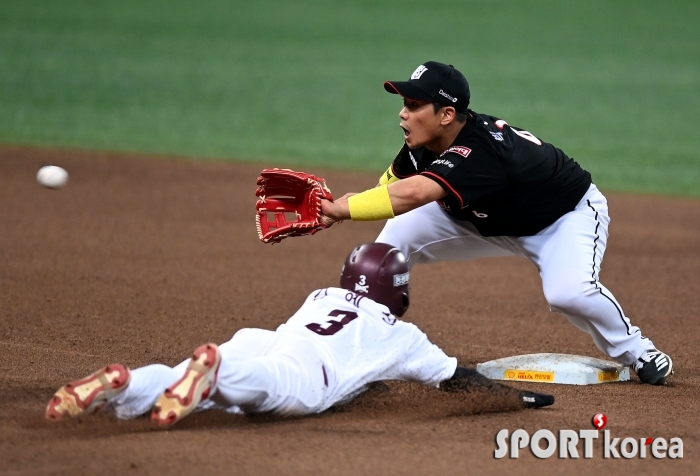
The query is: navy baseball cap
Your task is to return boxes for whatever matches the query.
[384,61,470,113]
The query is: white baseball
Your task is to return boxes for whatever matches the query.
[37,165,69,189]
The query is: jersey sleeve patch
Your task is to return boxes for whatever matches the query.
[441,146,472,158]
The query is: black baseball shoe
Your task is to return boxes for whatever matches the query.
[519,391,555,409]
[633,349,673,385]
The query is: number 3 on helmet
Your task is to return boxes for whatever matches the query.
[339,243,410,317]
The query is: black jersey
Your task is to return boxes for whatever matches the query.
[390,111,592,237]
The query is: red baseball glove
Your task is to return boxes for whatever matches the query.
[255,168,334,244]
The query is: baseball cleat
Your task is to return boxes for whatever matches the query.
[46,364,131,421]
[151,343,221,428]
[519,391,555,409]
[633,349,673,385]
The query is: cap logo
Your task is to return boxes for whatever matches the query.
[439,89,458,103]
[394,272,409,286]
[411,65,428,80]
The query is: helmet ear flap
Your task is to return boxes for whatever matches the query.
[394,292,409,317]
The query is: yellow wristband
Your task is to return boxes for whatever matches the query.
[379,165,400,185]
[348,185,395,221]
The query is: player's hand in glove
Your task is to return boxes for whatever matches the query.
[255,168,334,244]
[320,193,354,226]
[519,390,555,409]
[441,367,555,410]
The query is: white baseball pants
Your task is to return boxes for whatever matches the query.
[110,331,328,419]
[376,184,654,365]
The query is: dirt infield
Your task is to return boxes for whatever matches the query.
[1,145,698,475]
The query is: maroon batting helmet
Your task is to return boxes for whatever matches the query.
[340,243,410,317]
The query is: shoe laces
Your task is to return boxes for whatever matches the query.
[633,349,665,370]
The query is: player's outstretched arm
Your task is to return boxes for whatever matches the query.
[440,367,555,409]
[320,175,446,225]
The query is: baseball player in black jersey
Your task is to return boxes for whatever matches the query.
[320,61,673,385]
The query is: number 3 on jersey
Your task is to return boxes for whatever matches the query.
[494,119,542,145]
[306,310,359,336]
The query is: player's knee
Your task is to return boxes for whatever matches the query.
[542,279,591,314]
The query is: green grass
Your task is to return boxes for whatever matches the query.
[1,0,699,196]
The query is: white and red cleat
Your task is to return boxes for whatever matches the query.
[46,364,131,421]
[151,343,221,428]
